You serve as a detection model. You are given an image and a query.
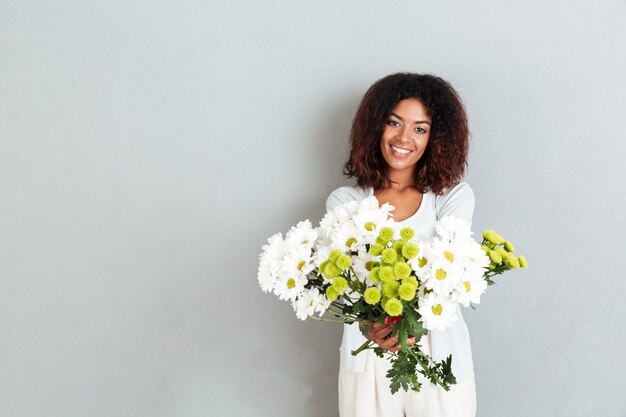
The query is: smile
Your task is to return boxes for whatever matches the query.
[391,145,413,157]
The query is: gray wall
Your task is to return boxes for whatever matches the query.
[1,1,625,416]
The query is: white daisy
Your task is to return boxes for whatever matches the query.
[434,215,473,243]
[283,244,315,277]
[273,271,307,302]
[353,197,395,240]
[292,287,325,320]
[257,257,278,293]
[330,222,365,253]
[452,273,488,307]
[260,232,288,264]
[351,246,380,285]
[257,233,288,293]
[408,240,432,280]
[418,293,459,331]
[423,257,464,295]
[286,219,318,249]
[461,241,491,271]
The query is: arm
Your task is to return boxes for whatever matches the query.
[435,181,475,225]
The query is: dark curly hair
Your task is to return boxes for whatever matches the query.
[343,73,469,195]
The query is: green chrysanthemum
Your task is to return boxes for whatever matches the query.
[488,250,502,264]
[519,255,528,268]
[323,262,341,278]
[378,266,395,283]
[369,267,381,283]
[398,282,417,301]
[384,297,403,317]
[364,287,382,305]
[369,242,385,256]
[379,227,394,242]
[325,286,338,301]
[508,256,520,269]
[400,227,415,241]
[500,251,513,265]
[381,248,397,264]
[329,249,342,262]
[483,230,504,245]
[481,244,491,253]
[335,254,352,270]
[382,281,400,298]
[504,241,515,253]
[402,276,418,287]
[394,262,411,279]
[376,236,390,246]
[402,242,419,260]
[393,240,405,256]
[332,277,348,292]
[318,260,329,275]
[495,247,508,257]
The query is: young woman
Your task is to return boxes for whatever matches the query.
[326,73,477,417]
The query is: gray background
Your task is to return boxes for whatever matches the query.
[1,1,625,416]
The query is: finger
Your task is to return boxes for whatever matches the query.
[374,324,394,339]
[379,336,398,350]
[407,337,416,346]
[369,322,386,331]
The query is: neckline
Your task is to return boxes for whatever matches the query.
[366,187,428,224]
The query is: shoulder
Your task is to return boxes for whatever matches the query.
[326,185,370,211]
[434,181,475,224]
[435,181,475,206]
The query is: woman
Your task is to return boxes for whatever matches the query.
[326,73,477,417]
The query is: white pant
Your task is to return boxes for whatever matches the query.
[338,334,476,417]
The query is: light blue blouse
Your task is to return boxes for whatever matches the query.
[325,181,475,383]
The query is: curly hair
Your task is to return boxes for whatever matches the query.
[343,73,469,195]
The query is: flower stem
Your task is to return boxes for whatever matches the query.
[351,340,373,356]
[309,315,346,324]
[408,348,445,387]
[326,308,357,321]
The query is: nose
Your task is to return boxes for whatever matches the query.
[398,125,413,143]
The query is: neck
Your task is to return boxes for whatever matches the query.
[384,167,416,191]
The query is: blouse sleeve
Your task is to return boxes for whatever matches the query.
[325,186,359,212]
[434,181,475,226]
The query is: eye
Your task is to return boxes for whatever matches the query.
[385,119,400,127]
[414,127,427,134]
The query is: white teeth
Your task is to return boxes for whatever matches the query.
[391,145,411,154]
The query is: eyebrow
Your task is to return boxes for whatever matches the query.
[389,112,431,126]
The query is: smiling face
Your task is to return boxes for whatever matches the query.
[379,98,432,176]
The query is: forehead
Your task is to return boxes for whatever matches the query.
[390,98,430,120]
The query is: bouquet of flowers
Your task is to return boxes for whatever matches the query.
[258,196,527,394]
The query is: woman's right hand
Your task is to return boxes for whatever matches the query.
[361,321,415,353]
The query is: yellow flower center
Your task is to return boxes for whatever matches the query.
[365,222,376,232]
[418,257,427,267]
[463,281,471,292]
[365,261,374,271]
[436,268,447,280]
[346,237,357,247]
[287,278,296,289]
[432,304,443,315]
[443,251,454,262]
[297,261,306,271]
